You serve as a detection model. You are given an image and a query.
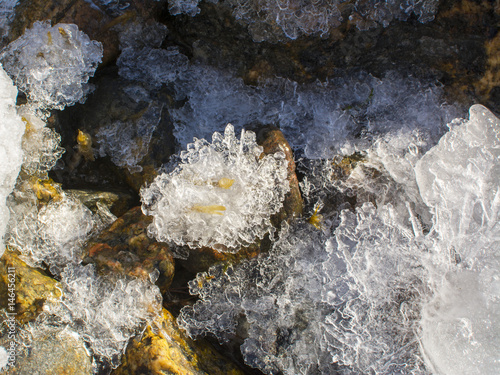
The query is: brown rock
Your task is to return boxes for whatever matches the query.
[112,308,245,375]
[85,206,175,293]
[0,250,61,324]
[256,125,303,226]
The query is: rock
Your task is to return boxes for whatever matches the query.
[66,188,135,218]
[112,308,245,375]
[256,125,303,226]
[0,250,61,324]
[0,323,93,375]
[85,206,175,293]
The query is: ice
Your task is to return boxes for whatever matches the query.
[0,21,103,112]
[178,106,499,374]
[41,263,162,368]
[141,123,290,251]
[6,195,94,273]
[416,104,500,375]
[0,65,24,257]
[0,0,18,46]
[167,0,439,42]
[167,67,458,158]
[96,100,163,173]
[116,22,188,87]
[17,107,65,176]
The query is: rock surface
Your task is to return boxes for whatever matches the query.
[85,206,175,293]
[113,308,245,375]
[0,250,61,324]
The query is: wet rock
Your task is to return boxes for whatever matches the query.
[0,250,61,324]
[66,188,135,218]
[85,206,175,293]
[112,308,245,375]
[0,322,93,375]
[256,125,303,226]
[9,0,164,66]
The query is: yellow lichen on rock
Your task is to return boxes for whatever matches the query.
[0,250,61,324]
[113,308,244,375]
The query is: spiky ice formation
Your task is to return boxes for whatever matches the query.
[167,0,439,42]
[179,204,430,375]
[178,105,499,375]
[44,263,162,368]
[0,65,24,256]
[0,21,102,112]
[141,123,289,251]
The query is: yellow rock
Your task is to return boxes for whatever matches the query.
[113,308,244,375]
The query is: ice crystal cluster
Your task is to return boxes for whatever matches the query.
[167,0,439,41]
[178,105,500,375]
[116,22,188,87]
[141,123,289,251]
[0,21,161,371]
[0,0,18,45]
[114,24,456,162]
[0,65,24,257]
[44,263,162,367]
[7,195,95,272]
[96,99,164,173]
[0,21,103,112]
[169,67,458,159]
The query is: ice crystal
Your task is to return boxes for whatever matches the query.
[416,105,500,375]
[141,123,289,251]
[178,106,499,375]
[0,21,103,112]
[7,195,94,272]
[96,101,163,173]
[169,67,458,159]
[167,0,439,42]
[0,65,24,256]
[44,263,162,368]
[117,22,188,87]
[18,107,65,176]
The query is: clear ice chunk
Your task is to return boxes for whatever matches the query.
[0,21,103,111]
[141,123,290,251]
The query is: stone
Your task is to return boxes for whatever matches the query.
[0,250,61,324]
[85,206,175,293]
[112,308,245,375]
[0,322,93,375]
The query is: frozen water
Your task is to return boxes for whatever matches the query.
[167,0,439,42]
[416,105,500,375]
[117,22,188,87]
[178,105,499,375]
[169,67,458,159]
[7,195,94,273]
[0,65,24,257]
[17,107,65,176]
[96,100,163,173]
[42,263,162,368]
[0,21,102,112]
[0,0,18,46]
[141,123,289,251]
